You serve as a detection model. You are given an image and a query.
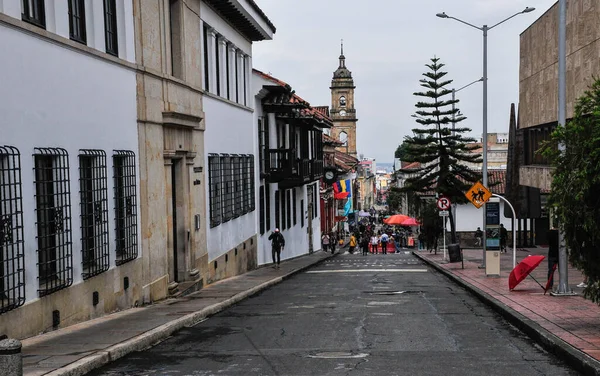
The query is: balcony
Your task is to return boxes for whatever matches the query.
[279,158,311,188]
[312,159,324,180]
[265,149,293,182]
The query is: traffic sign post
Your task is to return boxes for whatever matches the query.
[466,181,492,209]
[437,197,451,261]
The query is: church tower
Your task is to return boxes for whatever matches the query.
[330,41,358,157]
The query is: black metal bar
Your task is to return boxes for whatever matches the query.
[232,155,242,218]
[208,154,221,227]
[113,150,137,265]
[221,155,233,222]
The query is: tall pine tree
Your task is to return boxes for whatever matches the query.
[399,57,481,243]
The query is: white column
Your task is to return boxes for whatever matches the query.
[245,54,252,107]
[218,37,227,97]
[51,0,69,38]
[236,51,243,104]
[206,27,217,94]
[228,45,236,101]
[120,0,135,63]
[0,0,22,18]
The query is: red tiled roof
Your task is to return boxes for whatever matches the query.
[403,162,421,170]
[323,133,343,146]
[254,69,333,127]
[314,106,330,117]
[334,151,359,172]
[417,169,507,196]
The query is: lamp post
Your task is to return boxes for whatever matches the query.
[436,7,535,267]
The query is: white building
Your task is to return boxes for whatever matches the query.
[0,0,138,338]
[253,70,328,264]
[201,1,276,280]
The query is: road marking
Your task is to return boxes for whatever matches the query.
[306,269,428,273]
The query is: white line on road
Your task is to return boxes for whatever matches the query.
[306,269,428,273]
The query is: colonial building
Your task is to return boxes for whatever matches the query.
[0,0,139,338]
[202,3,275,281]
[253,69,328,262]
[329,43,358,158]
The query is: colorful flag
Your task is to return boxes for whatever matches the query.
[344,198,352,216]
[333,179,352,197]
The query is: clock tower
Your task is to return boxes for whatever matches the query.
[330,41,358,157]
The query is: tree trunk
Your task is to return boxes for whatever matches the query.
[449,204,457,244]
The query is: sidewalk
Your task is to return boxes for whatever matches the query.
[414,247,600,375]
[20,251,335,376]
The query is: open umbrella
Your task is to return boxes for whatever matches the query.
[509,255,545,290]
[400,217,420,226]
[384,214,410,225]
[358,210,371,217]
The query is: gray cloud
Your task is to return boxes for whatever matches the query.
[253,0,556,163]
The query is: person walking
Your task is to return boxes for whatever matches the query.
[500,224,508,253]
[380,232,389,254]
[268,228,285,268]
[321,232,330,253]
[370,234,379,254]
[349,233,357,254]
[360,234,370,256]
[475,227,483,247]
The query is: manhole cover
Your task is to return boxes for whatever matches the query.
[307,352,369,359]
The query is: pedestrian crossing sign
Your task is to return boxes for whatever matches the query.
[466,181,492,209]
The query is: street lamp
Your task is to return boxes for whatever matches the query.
[451,78,483,136]
[437,6,535,267]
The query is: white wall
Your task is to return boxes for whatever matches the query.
[453,201,513,232]
[0,23,138,304]
[203,96,257,262]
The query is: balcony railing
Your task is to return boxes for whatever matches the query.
[266,149,293,182]
[312,159,323,180]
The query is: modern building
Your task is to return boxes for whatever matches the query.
[0,0,138,338]
[253,69,328,262]
[202,3,275,280]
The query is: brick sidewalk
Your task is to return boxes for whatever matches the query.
[415,247,600,374]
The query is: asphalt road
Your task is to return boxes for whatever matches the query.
[89,252,580,376]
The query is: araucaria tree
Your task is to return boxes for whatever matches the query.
[543,78,600,304]
[399,57,481,243]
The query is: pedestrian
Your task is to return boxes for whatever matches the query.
[321,232,330,253]
[475,227,483,247]
[349,233,357,254]
[380,232,389,254]
[394,232,401,253]
[500,224,508,253]
[268,228,285,268]
[360,234,370,255]
[370,234,379,254]
[547,227,559,290]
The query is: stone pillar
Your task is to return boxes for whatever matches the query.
[218,38,227,98]
[228,45,237,102]
[0,338,22,376]
[205,28,217,94]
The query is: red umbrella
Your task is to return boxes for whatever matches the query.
[400,217,420,226]
[384,214,409,225]
[509,255,545,290]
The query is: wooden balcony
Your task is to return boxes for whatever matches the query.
[279,158,311,188]
[265,149,293,182]
[312,159,324,181]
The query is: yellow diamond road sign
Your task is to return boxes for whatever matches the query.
[466,181,492,209]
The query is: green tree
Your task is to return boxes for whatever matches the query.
[386,187,403,212]
[399,57,482,243]
[542,78,600,304]
[418,200,443,253]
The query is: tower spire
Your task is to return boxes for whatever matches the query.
[339,39,346,68]
[341,38,344,56]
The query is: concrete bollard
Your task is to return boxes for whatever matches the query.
[0,338,22,376]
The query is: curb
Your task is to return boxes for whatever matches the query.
[413,252,600,376]
[45,254,334,376]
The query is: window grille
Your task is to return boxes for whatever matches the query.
[232,155,242,218]
[113,151,137,265]
[221,155,233,222]
[79,150,109,279]
[265,184,270,231]
[313,184,318,219]
[33,148,73,297]
[103,0,118,56]
[22,0,45,28]
[68,0,86,44]
[208,154,221,227]
[300,199,304,228]
[285,189,291,229]
[293,189,297,226]
[248,155,255,212]
[274,190,280,230]
[259,185,265,235]
[281,189,286,230]
[0,146,25,314]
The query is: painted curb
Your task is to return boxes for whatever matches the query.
[414,251,600,376]
[45,254,334,376]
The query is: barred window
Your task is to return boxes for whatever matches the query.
[208,154,221,227]
[0,146,25,314]
[274,190,280,230]
[113,151,137,265]
[232,155,242,218]
[22,0,45,28]
[280,189,286,230]
[293,188,297,226]
[34,148,73,297]
[265,184,271,231]
[259,185,265,235]
[286,190,291,229]
[68,0,86,44]
[79,150,109,279]
[221,155,233,222]
[248,155,255,212]
[103,0,118,56]
[312,183,318,219]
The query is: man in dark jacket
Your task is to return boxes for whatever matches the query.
[268,228,285,268]
[547,228,559,289]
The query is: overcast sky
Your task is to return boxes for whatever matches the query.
[252,0,557,163]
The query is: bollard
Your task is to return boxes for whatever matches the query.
[0,338,22,376]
